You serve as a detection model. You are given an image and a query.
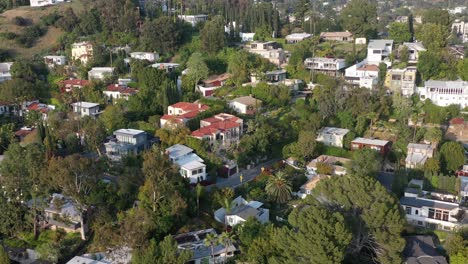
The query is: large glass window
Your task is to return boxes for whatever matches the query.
[428,208,435,219]
[443,211,449,221]
[406,206,412,215]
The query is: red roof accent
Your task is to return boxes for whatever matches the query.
[450,117,465,125]
[60,79,90,87]
[357,64,379,72]
[106,84,138,95]
[15,128,35,137]
[171,102,209,112]
[27,102,50,113]
[191,121,241,137]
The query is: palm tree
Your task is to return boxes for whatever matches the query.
[265,171,292,204]
[221,197,232,229]
[218,232,236,263]
[204,233,218,263]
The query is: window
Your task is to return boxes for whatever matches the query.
[428,208,435,219]
[405,206,412,215]
[415,210,419,215]
[392,75,402,81]
[373,50,381,54]
[417,221,423,225]
[435,210,442,220]
[443,211,449,221]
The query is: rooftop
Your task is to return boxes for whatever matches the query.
[403,236,448,264]
[305,57,346,63]
[265,69,287,75]
[408,143,435,151]
[357,64,380,72]
[61,79,90,87]
[202,73,231,85]
[106,84,138,94]
[166,144,194,159]
[318,127,350,136]
[319,31,353,38]
[400,196,459,211]
[114,128,145,136]
[89,67,114,73]
[230,204,262,220]
[351,137,390,147]
[71,102,99,108]
[402,42,426,51]
[286,33,312,39]
[368,39,393,49]
[230,96,262,106]
[425,80,468,89]
[170,102,209,112]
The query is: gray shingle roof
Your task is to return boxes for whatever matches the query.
[400,196,459,211]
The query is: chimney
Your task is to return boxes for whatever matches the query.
[198,103,202,109]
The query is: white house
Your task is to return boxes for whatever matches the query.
[30,0,55,7]
[174,229,236,264]
[401,42,426,63]
[405,143,435,169]
[345,61,379,89]
[452,19,468,43]
[285,33,312,44]
[71,41,93,65]
[460,176,468,201]
[401,191,467,231]
[178,15,208,26]
[129,52,159,62]
[240,32,255,42]
[306,155,351,176]
[229,96,262,115]
[197,73,231,97]
[214,196,269,227]
[71,102,100,117]
[245,41,286,66]
[160,102,209,128]
[150,62,180,73]
[166,144,206,183]
[0,62,13,83]
[88,67,115,80]
[103,84,138,102]
[367,39,393,66]
[316,127,349,148]
[304,57,347,77]
[417,80,468,108]
[44,55,67,68]
[104,129,151,161]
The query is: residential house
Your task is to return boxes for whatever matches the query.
[166,144,207,183]
[316,127,350,148]
[240,32,255,42]
[445,117,468,144]
[129,52,159,62]
[449,6,467,14]
[0,102,13,116]
[403,236,448,264]
[306,155,351,176]
[298,175,330,197]
[304,57,347,77]
[400,188,468,231]
[229,96,262,115]
[214,196,269,227]
[44,55,67,68]
[345,61,379,89]
[150,62,180,73]
[285,33,312,44]
[367,39,393,66]
[459,176,468,201]
[319,31,353,42]
[405,143,435,169]
[174,229,236,264]
[265,70,287,83]
[0,62,13,83]
[245,41,286,66]
[178,14,208,26]
[197,73,231,97]
[59,79,90,93]
[30,0,56,7]
[384,67,417,96]
[71,41,93,65]
[452,19,468,43]
[395,16,409,23]
[104,129,151,161]
[103,84,138,103]
[88,67,115,81]
[401,42,426,63]
[44,193,83,234]
[417,80,468,108]
[350,137,392,155]
[191,113,243,146]
[14,127,35,142]
[25,101,54,120]
[160,102,209,128]
[71,102,100,117]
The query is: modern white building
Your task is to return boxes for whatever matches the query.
[229,96,262,115]
[452,19,468,43]
[129,52,159,62]
[316,127,349,148]
[0,62,13,83]
[285,33,312,44]
[104,129,151,161]
[174,229,236,264]
[44,55,67,68]
[245,41,286,66]
[345,61,379,89]
[71,41,93,65]
[178,14,208,26]
[405,143,435,169]
[214,196,269,227]
[401,42,426,63]
[417,80,468,108]
[304,57,347,77]
[30,0,58,7]
[240,32,255,42]
[88,67,115,80]
[71,102,100,117]
[166,144,206,183]
[367,39,393,66]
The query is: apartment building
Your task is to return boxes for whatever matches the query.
[385,67,417,96]
[305,57,347,77]
[417,80,468,108]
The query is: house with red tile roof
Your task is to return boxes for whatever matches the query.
[197,73,231,97]
[60,79,90,93]
[103,84,138,103]
[25,101,54,120]
[191,113,243,146]
[160,102,210,128]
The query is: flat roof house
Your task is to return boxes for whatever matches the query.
[178,14,208,26]
[129,52,159,62]
[166,144,207,184]
[44,55,67,68]
[71,41,93,65]
[351,137,391,155]
[245,41,286,66]
[104,129,151,161]
[316,127,349,148]
[345,61,379,89]
[60,79,90,93]
[385,67,417,96]
[229,96,262,115]
[319,31,353,42]
[160,102,209,128]
[405,143,435,169]
[88,67,115,81]
[71,102,100,117]
[401,42,426,63]
[304,57,347,77]
[0,62,13,83]
[214,196,269,227]
[191,113,243,146]
[174,229,236,264]
[417,80,468,108]
[285,33,312,44]
[367,39,393,66]
[103,84,138,103]
[150,62,180,73]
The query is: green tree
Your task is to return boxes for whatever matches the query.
[186,52,209,92]
[265,171,292,204]
[141,16,183,54]
[457,59,468,81]
[195,183,204,216]
[204,233,218,261]
[424,158,440,176]
[424,127,442,144]
[416,23,448,50]
[399,45,409,64]
[388,22,411,44]
[227,50,251,86]
[340,0,377,38]
[422,9,450,28]
[132,236,192,264]
[349,148,382,177]
[218,232,236,261]
[201,15,225,55]
[83,119,107,156]
[0,246,10,264]
[440,141,465,173]
[417,51,442,81]
[100,104,127,133]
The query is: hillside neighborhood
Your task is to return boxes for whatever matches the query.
[0,0,468,263]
